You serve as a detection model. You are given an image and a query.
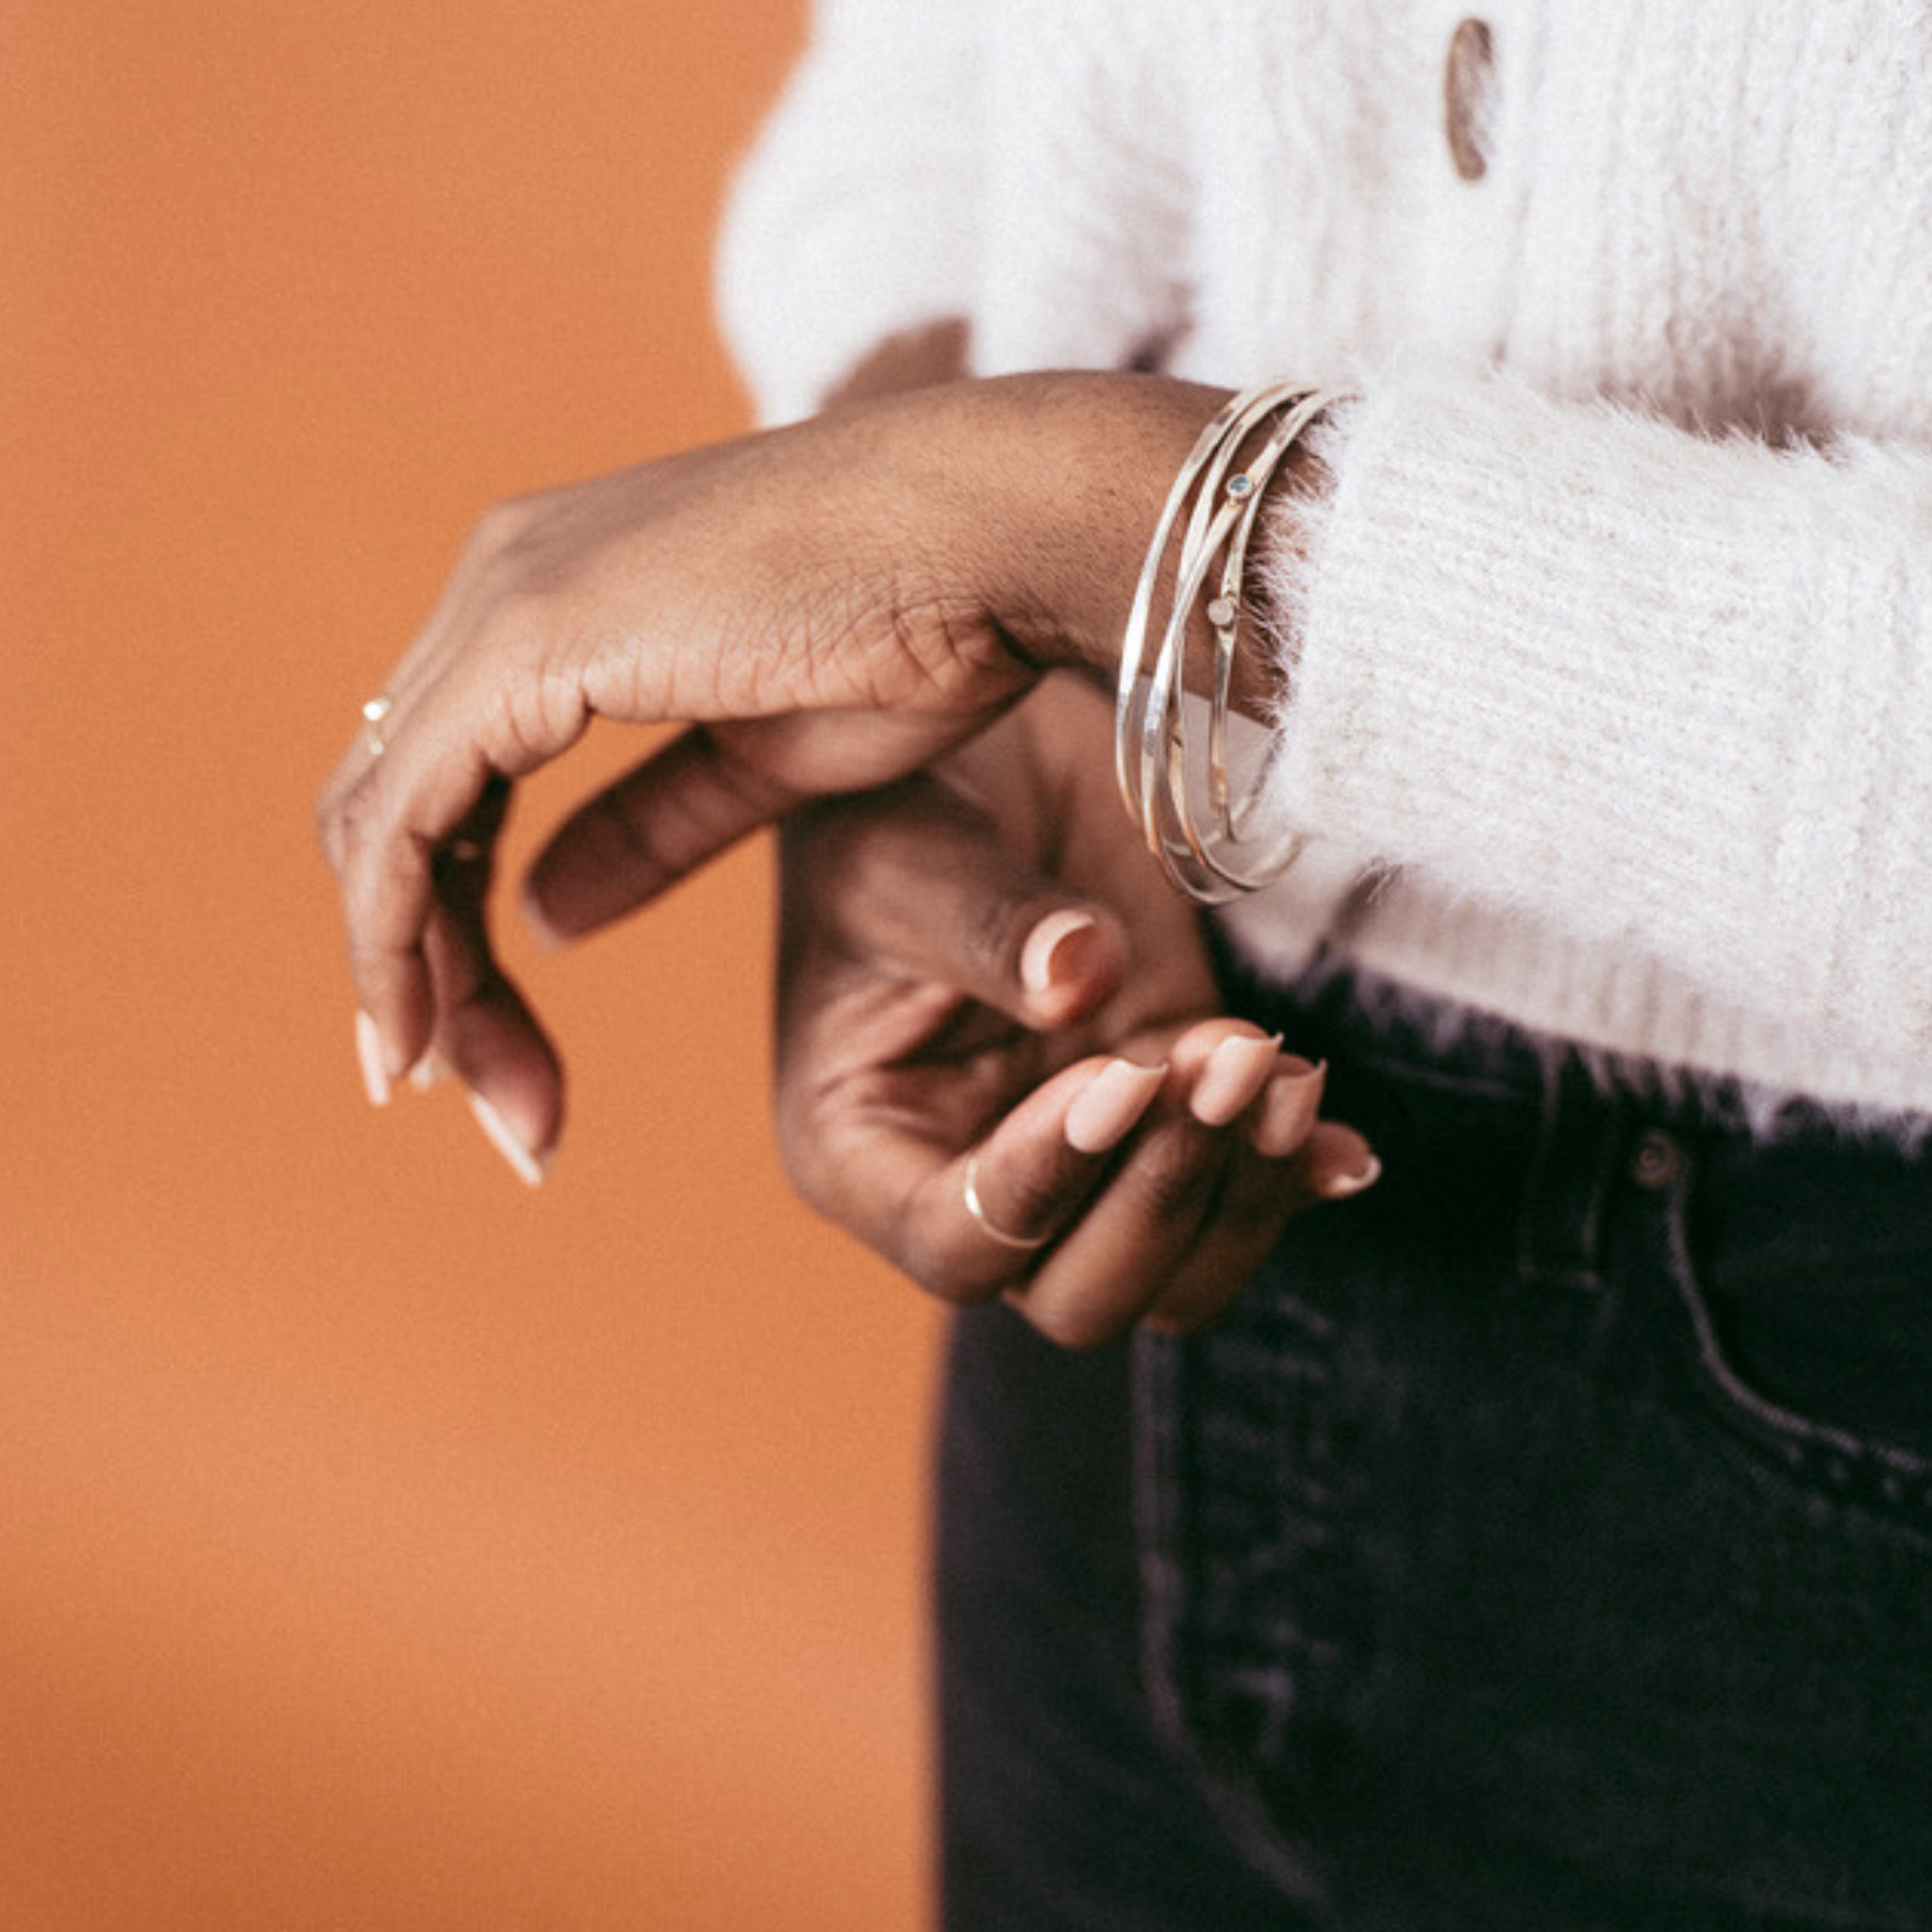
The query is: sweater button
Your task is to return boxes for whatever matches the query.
[1444,18,1496,182]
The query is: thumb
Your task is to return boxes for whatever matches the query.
[522,723,802,944]
[780,776,1129,1029]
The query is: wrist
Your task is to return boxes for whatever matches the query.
[953,373,1235,679]
[843,369,1327,713]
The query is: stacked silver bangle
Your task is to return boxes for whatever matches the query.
[1115,379,1348,904]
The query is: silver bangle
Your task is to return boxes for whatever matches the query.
[1143,390,1324,895]
[1114,380,1308,836]
[1115,381,1347,903]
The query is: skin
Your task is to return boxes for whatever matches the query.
[766,327,1374,1341]
[775,675,1376,1344]
[317,342,1375,1341]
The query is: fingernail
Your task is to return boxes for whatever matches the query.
[1020,910,1100,998]
[1191,1033,1283,1127]
[1312,1126,1381,1200]
[355,1011,392,1108]
[408,1048,452,1094]
[1065,1058,1166,1155]
[1252,1058,1326,1158]
[522,883,568,955]
[468,1091,549,1188]
[1319,1156,1382,1199]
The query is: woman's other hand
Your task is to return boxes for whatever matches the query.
[317,374,1224,1170]
[774,678,1377,1346]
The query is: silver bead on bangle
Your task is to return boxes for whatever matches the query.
[1114,381,1349,904]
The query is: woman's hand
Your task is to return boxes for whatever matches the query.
[317,374,1226,1166]
[774,678,1377,1346]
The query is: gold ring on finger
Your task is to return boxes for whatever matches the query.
[962,1153,1053,1253]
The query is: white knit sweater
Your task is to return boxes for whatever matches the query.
[717,0,1932,1123]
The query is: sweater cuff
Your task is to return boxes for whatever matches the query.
[1250,373,1932,1033]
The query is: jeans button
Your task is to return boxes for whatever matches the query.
[1630,1128,1685,1191]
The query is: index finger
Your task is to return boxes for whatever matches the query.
[320,649,588,1082]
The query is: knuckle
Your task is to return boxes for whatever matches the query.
[966,888,1033,983]
[578,784,690,886]
[894,589,1016,703]
[491,651,575,766]
[825,546,1010,712]
[468,588,557,697]
[447,620,583,777]
[701,728,796,824]
[1124,1129,1223,1231]
[464,493,540,564]
[329,773,388,859]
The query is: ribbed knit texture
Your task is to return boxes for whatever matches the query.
[718,0,1932,1119]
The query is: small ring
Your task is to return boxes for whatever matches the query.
[360,693,394,758]
[962,1153,1052,1253]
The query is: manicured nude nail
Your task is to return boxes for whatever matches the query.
[522,884,568,956]
[468,1091,549,1188]
[1020,910,1100,998]
[1252,1058,1326,1158]
[1191,1033,1283,1127]
[356,1010,392,1108]
[1065,1058,1166,1155]
[1318,1156,1382,1199]
[407,1048,452,1094]
[1312,1125,1381,1200]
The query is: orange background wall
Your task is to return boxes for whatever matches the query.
[4,4,943,1926]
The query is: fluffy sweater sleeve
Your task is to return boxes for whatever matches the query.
[715,0,984,425]
[1257,375,1932,1069]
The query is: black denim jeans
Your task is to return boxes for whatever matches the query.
[938,966,1932,1931]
